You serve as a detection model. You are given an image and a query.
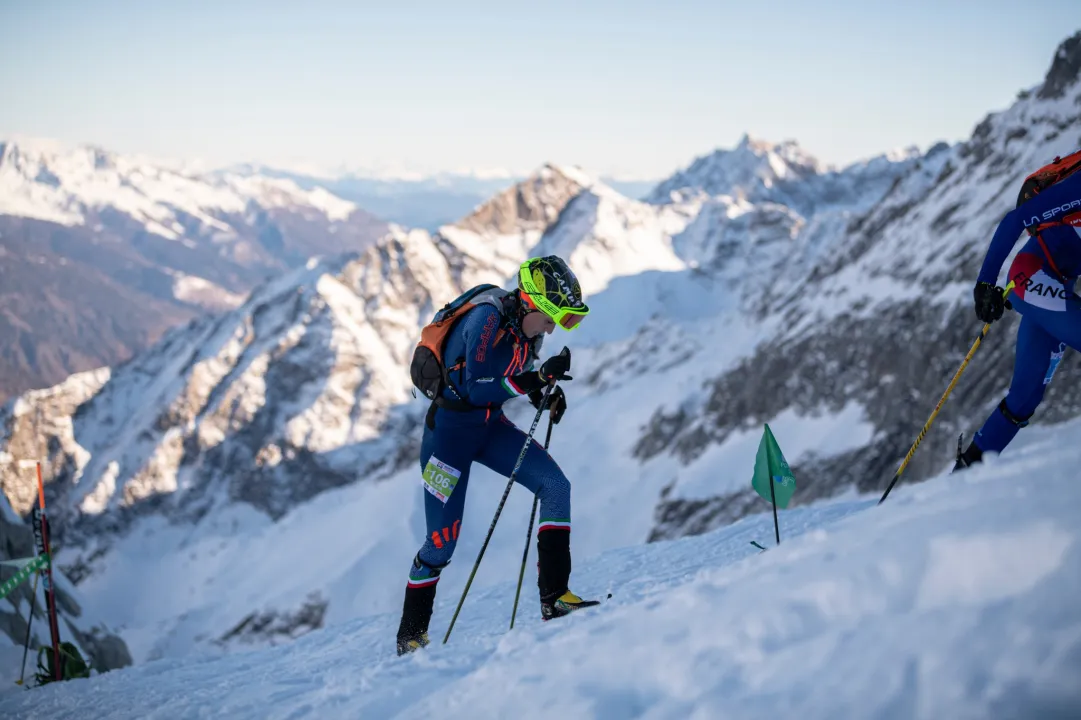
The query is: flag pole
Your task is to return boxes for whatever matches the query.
[768,475,780,545]
[752,424,794,550]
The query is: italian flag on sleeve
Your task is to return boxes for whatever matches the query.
[538,518,570,532]
[502,375,528,397]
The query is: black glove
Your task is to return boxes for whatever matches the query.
[529,385,567,423]
[973,282,1010,324]
[538,347,572,383]
[508,347,573,397]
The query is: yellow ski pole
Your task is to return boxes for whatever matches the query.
[878,281,1014,505]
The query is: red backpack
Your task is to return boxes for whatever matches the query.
[1017,149,1081,236]
[1016,149,1081,279]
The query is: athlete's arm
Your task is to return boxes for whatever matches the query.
[977,207,1026,286]
[978,173,1081,284]
[460,306,544,404]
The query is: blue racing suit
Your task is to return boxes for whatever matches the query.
[971,169,1081,455]
[405,303,572,593]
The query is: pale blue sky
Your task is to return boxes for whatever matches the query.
[2,1,1078,179]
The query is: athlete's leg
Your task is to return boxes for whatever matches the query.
[959,289,1077,467]
[396,420,485,653]
[478,413,593,617]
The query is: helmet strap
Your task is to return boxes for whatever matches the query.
[505,293,528,329]
[515,292,530,317]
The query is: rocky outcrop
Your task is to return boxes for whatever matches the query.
[1038,30,1081,100]
[454,164,588,236]
[216,593,327,649]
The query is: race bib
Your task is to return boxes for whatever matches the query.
[423,456,461,504]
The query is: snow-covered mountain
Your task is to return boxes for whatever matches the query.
[2,414,1079,717]
[0,138,388,402]
[0,137,368,239]
[1,30,1078,682]
[642,30,1081,539]
[648,134,821,204]
[647,133,924,216]
[228,164,662,231]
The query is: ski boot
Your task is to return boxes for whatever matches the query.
[952,433,983,472]
[541,590,600,620]
[395,554,443,656]
[536,527,600,620]
[396,631,430,656]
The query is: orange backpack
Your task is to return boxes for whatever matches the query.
[410,284,515,410]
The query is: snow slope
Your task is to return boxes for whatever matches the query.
[2,415,1078,719]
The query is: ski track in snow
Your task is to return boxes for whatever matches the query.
[2,418,1079,719]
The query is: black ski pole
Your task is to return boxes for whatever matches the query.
[443,383,555,645]
[509,414,554,630]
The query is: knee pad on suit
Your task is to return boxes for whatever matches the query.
[997,397,1033,428]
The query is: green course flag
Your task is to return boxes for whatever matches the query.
[0,556,40,569]
[751,424,797,509]
[0,554,48,601]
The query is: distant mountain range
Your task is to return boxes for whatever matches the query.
[222,164,662,230]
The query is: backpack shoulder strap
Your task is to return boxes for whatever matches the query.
[437,283,500,315]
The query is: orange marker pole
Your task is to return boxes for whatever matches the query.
[34,462,63,681]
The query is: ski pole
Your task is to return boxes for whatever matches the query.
[16,571,40,686]
[443,382,555,645]
[509,414,555,630]
[878,282,1014,505]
